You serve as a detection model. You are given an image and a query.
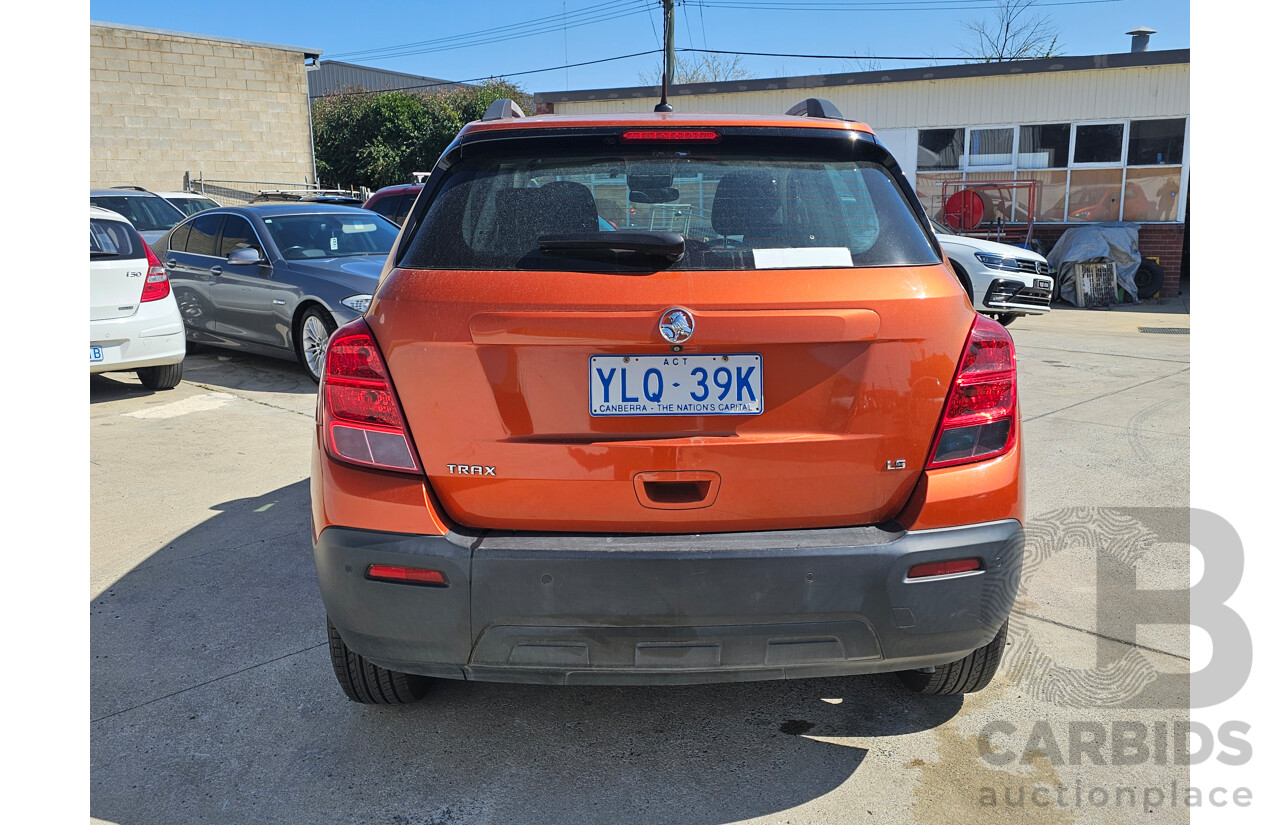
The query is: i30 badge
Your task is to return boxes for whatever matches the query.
[659,307,695,344]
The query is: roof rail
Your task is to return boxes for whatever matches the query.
[251,189,364,204]
[110,185,151,192]
[785,98,845,120]
[482,98,526,121]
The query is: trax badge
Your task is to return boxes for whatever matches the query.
[659,307,695,344]
[446,464,496,476]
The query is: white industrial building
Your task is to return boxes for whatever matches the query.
[535,45,1189,293]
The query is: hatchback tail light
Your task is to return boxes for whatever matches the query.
[320,319,422,474]
[140,241,170,302]
[926,315,1017,468]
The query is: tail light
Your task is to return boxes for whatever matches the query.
[140,241,170,302]
[926,315,1017,468]
[320,319,422,474]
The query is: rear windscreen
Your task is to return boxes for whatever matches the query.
[90,218,142,260]
[167,197,217,217]
[89,196,184,232]
[401,152,939,271]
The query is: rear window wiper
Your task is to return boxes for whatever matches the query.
[90,250,120,258]
[538,231,685,264]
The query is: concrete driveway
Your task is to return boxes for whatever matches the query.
[91,298,1191,825]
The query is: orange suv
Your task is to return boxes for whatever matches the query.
[311,98,1024,703]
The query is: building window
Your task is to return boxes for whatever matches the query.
[916,117,1185,225]
[1067,169,1124,222]
[917,128,963,170]
[1122,167,1182,221]
[914,172,963,217]
[968,128,1014,167]
[1015,170,1068,222]
[1018,124,1070,169]
[1127,118,1186,165]
[1073,123,1125,164]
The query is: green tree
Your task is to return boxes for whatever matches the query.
[311,79,533,190]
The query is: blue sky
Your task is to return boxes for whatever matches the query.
[89,0,1189,92]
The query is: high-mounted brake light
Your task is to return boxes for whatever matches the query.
[620,129,720,143]
[907,558,982,579]
[926,315,1017,469]
[320,319,422,474]
[140,241,170,302]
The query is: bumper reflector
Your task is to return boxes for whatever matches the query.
[906,558,982,579]
[366,565,448,586]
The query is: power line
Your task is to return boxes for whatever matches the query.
[684,46,969,61]
[312,49,664,98]
[689,0,1123,9]
[326,1,652,62]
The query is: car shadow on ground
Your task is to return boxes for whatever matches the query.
[89,372,166,403]
[91,480,962,825]
[179,346,320,396]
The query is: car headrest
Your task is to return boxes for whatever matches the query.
[494,182,600,252]
[712,171,782,236]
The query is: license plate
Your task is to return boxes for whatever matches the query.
[590,354,762,417]
[90,346,104,363]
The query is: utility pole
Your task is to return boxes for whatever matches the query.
[663,0,676,89]
[655,0,675,112]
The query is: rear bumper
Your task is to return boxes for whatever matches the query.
[315,519,1023,685]
[90,296,186,373]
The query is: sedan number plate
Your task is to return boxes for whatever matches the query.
[90,346,104,363]
[590,354,762,417]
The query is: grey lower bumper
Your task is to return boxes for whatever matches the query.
[314,520,1023,685]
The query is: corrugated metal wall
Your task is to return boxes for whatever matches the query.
[548,64,1189,128]
[308,62,463,98]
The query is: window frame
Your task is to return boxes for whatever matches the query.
[916,127,965,172]
[1068,120,1129,169]
[216,213,268,260]
[182,213,225,259]
[1125,117,1188,168]
[963,124,1018,173]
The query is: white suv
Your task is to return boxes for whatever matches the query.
[90,206,185,389]
[932,219,1053,326]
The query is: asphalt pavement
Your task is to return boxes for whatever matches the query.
[90,295,1192,825]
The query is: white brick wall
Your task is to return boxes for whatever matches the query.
[91,25,315,191]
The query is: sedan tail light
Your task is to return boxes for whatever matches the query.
[140,241,170,302]
[320,319,422,474]
[926,315,1017,468]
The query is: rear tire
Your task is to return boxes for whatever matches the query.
[897,620,1008,695]
[137,362,182,390]
[327,618,432,704]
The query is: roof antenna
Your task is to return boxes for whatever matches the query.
[655,73,672,113]
[654,0,674,112]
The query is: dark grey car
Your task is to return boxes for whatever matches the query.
[151,204,399,381]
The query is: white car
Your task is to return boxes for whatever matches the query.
[90,206,185,389]
[156,191,220,217]
[931,219,1054,325]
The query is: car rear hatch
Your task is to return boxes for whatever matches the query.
[372,124,974,533]
[90,217,147,321]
